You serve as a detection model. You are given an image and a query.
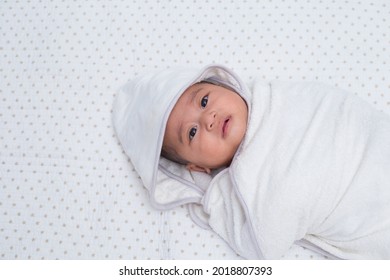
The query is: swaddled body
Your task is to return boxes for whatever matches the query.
[113,65,390,259]
[204,80,390,259]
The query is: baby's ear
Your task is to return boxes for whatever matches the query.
[186,163,211,174]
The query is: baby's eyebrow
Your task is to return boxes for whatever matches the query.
[188,87,203,105]
[178,122,183,144]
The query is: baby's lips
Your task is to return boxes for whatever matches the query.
[222,117,230,137]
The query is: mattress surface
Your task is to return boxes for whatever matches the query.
[1,0,389,259]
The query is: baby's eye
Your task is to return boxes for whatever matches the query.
[189,127,197,141]
[201,96,208,108]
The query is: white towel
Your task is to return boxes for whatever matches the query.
[203,80,390,259]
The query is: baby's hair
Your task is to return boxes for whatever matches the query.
[161,144,188,165]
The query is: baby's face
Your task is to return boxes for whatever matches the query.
[163,82,248,173]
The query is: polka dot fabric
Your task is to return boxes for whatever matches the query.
[0,0,388,260]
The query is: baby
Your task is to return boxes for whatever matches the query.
[113,64,390,259]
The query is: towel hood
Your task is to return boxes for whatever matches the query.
[113,64,250,209]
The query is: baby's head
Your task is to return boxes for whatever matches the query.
[162,81,248,174]
[113,65,250,205]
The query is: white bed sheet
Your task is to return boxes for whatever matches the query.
[1,0,389,260]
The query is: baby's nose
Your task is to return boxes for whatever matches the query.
[204,111,217,130]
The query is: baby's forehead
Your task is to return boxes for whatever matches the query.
[181,83,205,98]
[183,82,206,93]
[180,82,218,97]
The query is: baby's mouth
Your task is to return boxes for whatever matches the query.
[222,117,230,137]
